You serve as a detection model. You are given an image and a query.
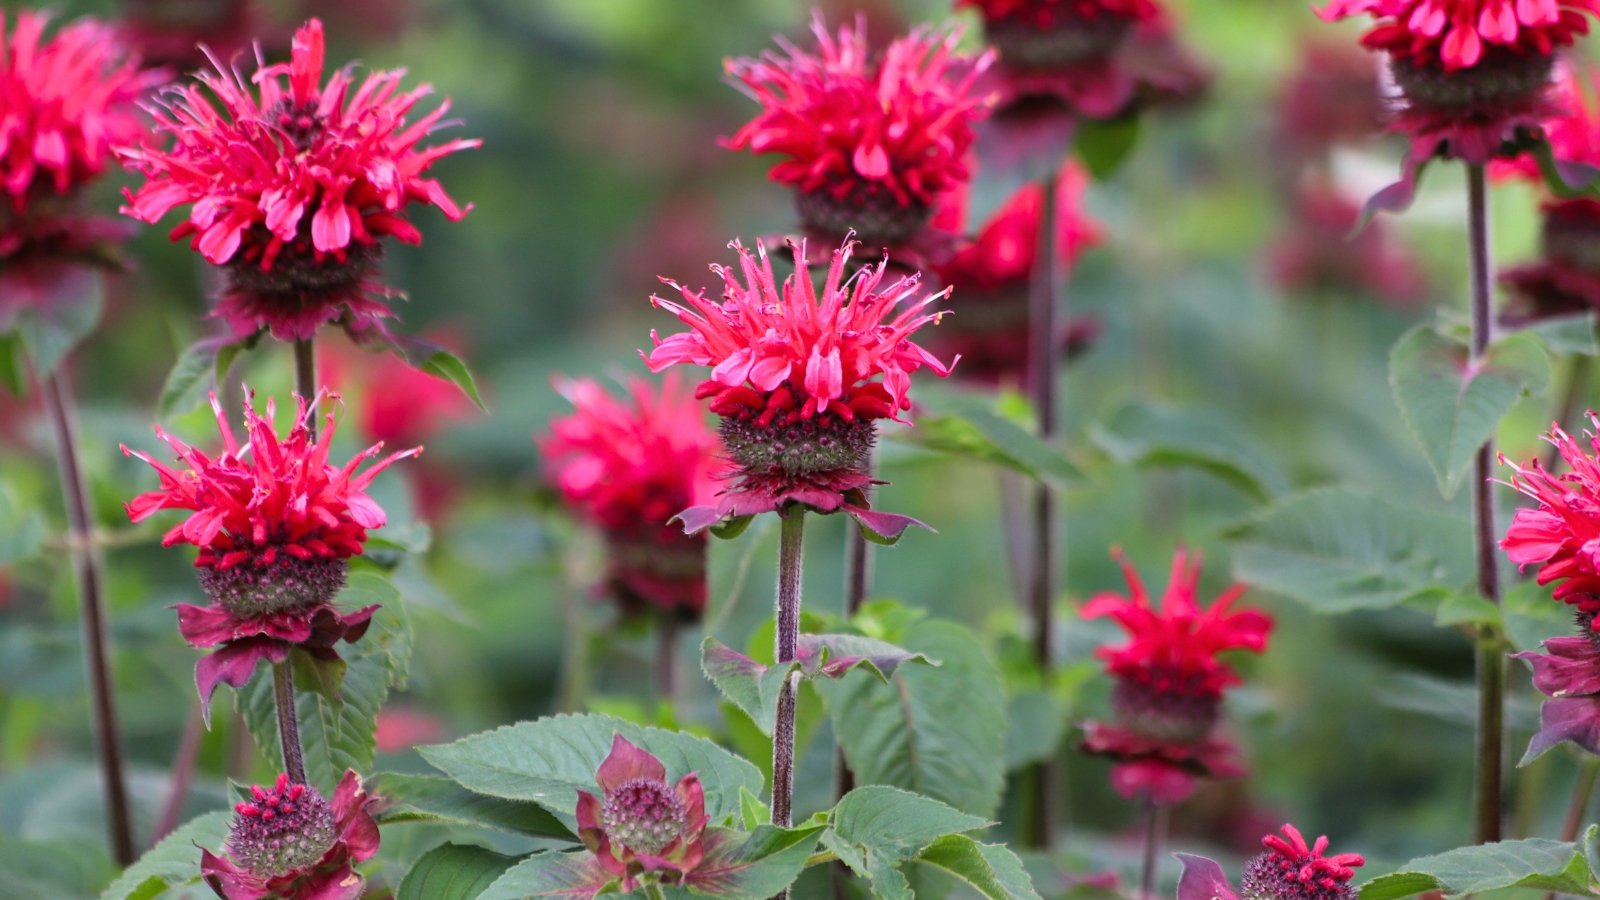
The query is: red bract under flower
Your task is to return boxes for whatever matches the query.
[723,13,990,245]
[542,375,721,618]
[123,390,419,571]
[1501,413,1600,615]
[959,0,1161,26]
[202,769,380,900]
[1081,721,1246,805]
[576,734,708,891]
[1082,549,1272,699]
[1178,825,1364,900]
[118,18,478,342]
[1317,0,1599,71]
[1515,636,1600,760]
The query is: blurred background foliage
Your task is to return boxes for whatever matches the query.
[1,0,1595,893]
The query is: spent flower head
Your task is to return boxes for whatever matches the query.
[118,18,478,343]
[1178,824,1365,900]
[576,734,708,891]
[202,769,380,900]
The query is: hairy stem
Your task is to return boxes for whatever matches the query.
[1467,164,1504,844]
[43,369,134,865]
[275,337,318,784]
[1023,170,1062,850]
[1140,800,1167,899]
[772,507,805,832]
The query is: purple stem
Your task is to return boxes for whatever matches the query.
[1139,800,1166,899]
[273,337,318,785]
[772,506,805,832]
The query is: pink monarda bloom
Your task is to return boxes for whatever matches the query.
[1079,549,1273,806]
[201,770,380,900]
[1178,824,1365,900]
[1267,180,1428,306]
[931,160,1102,385]
[1316,0,1600,164]
[645,237,955,540]
[118,18,478,344]
[121,390,419,714]
[723,12,990,265]
[0,11,162,314]
[117,0,265,72]
[541,375,722,620]
[1501,413,1600,622]
[1272,41,1388,169]
[576,734,709,893]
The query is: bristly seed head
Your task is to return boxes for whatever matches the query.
[226,774,338,879]
[1240,824,1364,900]
[1111,674,1221,743]
[198,554,348,619]
[719,414,876,477]
[600,778,688,856]
[984,14,1133,67]
[1389,52,1555,112]
[794,184,932,246]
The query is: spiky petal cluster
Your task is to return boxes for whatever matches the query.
[1079,549,1272,805]
[1317,0,1599,71]
[122,390,417,712]
[576,734,708,891]
[118,18,479,342]
[723,13,990,246]
[201,770,380,900]
[1178,825,1364,900]
[542,375,721,618]
[1500,413,1600,615]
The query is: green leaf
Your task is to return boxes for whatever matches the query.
[1390,325,1551,498]
[1003,689,1066,771]
[1504,578,1576,653]
[158,342,218,418]
[702,635,936,735]
[1074,116,1141,180]
[1358,836,1598,899]
[13,275,103,377]
[398,843,524,900]
[1523,311,1600,356]
[670,824,826,899]
[817,621,1007,818]
[99,811,229,900]
[0,331,24,395]
[238,573,410,791]
[1225,488,1474,613]
[1433,592,1501,629]
[391,335,487,410]
[371,772,576,840]
[895,393,1081,488]
[478,850,615,899]
[823,785,991,897]
[738,786,769,832]
[1,838,112,900]
[419,713,762,826]
[1091,401,1287,501]
[0,481,46,565]
[914,834,1042,900]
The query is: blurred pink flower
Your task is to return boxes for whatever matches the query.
[1501,413,1600,620]
[1268,181,1428,305]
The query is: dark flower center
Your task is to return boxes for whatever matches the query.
[1111,673,1221,743]
[984,13,1133,68]
[600,778,687,856]
[719,414,876,478]
[795,183,932,247]
[1241,849,1358,900]
[226,233,380,302]
[1388,51,1555,112]
[603,528,709,621]
[227,780,338,880]
[269,99,326,152]
[199,554,348,619]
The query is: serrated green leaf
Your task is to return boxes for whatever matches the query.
[391,335,486,410]
[1091,400,1287,501]
[666,825,825,899]
[478,849,615,899]
[914,834,1042,900]
[817,622,1007,818]
[1074,116,1141,180]
[703,635,935,736]
[371,773,576,840]
[822,785,991,897]
[1225,488,1473,613]
[1390,325,1551,498]
[158,342,218,419]
[99,811,229,900]
[419,713,762,827]
[398,843,525,900]
[1358,837,1597,899]
[894,393,1081,488]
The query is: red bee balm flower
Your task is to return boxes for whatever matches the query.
[201,769,380,900]
[1178,824,1364,900]
[0,12,161,315]
[118,18,478,343]
[1501,413,1600,621]
[1079,549,1272,805]
[122,390,419,713]
[723,13,990,253]
[1317,0,1600,162]
[542,375,722,619]
[576,734,708,891]
[645,237,954,539]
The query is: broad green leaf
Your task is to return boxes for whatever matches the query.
[1524,311,1599,356]
[738,786,769,832]
[398,843,524,900]
[702,634,935,735]
[419,713,762,826]
[1225,488,1473,613]
[817,621,1007,818]
[1003,689,1066,771]
[1433,593,1500,629]
[391,335,487,410]
[1359,832,1598,899]
[158,342,218,418]
[914,834,1042,900]
[665,824,825,899]
[238,574,410,791]
[371,773,576,840]
[14,275,103,377]
[894,393,1081,488]
[1389,325,1551,498]
[1074,116,1141,180]
[478,850,614,899]
[823,785,992,897]
[99,811,229,900]
[1,838,112,900]
[1091,401,1287,501]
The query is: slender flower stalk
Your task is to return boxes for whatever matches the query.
[773,507,805,830]
[272,338,320,783]
[1139,800,1166,898]
[43,369,135,865]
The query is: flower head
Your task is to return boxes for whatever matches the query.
[122,389,417,712]
[542,375,721,618]
[1178,825,1364,900]
[201,769,380,900]
[1500,413,1600,618]
[1272,41,1388,166]
[118,18,479,342]
[576,734,708,890]
[645,237,951,536]
[723,13,990,248]
[116,0,262,72]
